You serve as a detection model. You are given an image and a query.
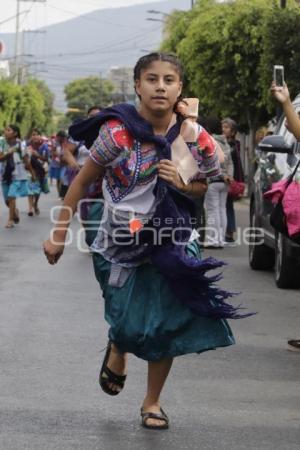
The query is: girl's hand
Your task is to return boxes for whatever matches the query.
[270,81,290,104]
[157,159,184,190]
[43,237,65,265]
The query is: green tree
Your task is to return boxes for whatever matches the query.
[29,79,55,130]
[166,0,273,127]
[64,76,115,121]
[161,0,300,178]
[259,4,300,112]
[0,81,20,128]
[0,78,54,137]
[161,10,193,54]
[18,82,47,136]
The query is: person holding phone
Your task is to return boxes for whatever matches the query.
[271,76,300,353]
[271,80,300,141]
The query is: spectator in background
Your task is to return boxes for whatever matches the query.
[0,125,31,227]
[26,128,50,215]
[87,105,102,118]
[60,106,103,242]
[204,117,233,248]
[255,126,268,145]
[54,131,70,200]
[271,80,300,353]
[60,106,102,195]
[49,133,63,196]
[222,118,244,246]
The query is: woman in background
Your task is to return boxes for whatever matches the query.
[0,125,30,228]
[222,118,244,246]
[204,117,233,248]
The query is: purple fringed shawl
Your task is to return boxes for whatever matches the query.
[69,104,252,319]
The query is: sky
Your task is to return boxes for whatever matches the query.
[0,0,164,33]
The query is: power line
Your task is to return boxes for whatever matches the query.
[0,10,30,26]
[46,1,145,30]
[8,24,161,60]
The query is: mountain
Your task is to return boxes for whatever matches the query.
[0,0,191,110]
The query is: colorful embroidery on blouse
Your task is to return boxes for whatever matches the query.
[90,120,157,202]
[138,145,157,186]
[188,126,220,179]
[197,127,216,156]
[90,120,220,202]
[91,121,123,165]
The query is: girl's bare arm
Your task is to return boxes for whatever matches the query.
[43,158,104,264]
[271,82,300,140]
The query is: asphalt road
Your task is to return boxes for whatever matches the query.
[0,189,299,450]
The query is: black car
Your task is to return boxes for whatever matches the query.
[248,95,300,288]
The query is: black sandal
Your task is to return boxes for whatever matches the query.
[141,407,169,430]
[99,341,127,396]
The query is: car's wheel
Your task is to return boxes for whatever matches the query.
[249,203,275,270]
[274,232,299,288]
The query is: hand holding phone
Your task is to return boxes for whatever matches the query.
[273,65,284,87]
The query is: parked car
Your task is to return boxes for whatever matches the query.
[248,95,300,288]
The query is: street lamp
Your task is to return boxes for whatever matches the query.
[146,9,169,24]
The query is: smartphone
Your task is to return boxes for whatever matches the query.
[273,65,284,87]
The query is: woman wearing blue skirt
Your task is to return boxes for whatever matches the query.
[43,53,248,430]
[0,125,30,228]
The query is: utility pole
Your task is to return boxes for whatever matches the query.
[14,0,47,84]
[99,71,102,106]
[280,0,286,7]
[191,0,194,8]
[14,0,21,83]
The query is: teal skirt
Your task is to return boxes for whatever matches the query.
[92,240,235,361]
[2,180,29,200]
[27,179,41,196]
